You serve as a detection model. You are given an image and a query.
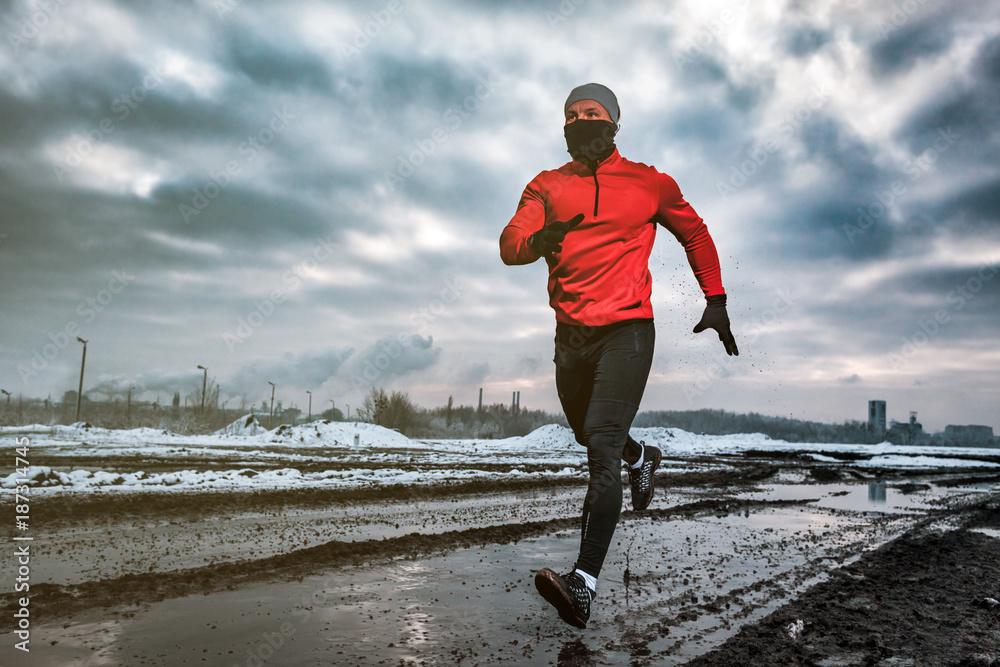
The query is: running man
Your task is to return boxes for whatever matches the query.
[499,82,738,629]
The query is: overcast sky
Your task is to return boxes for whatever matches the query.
[1,0,997,432]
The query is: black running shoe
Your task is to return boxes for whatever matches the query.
[627,443,661,511]
[534,568,594,629]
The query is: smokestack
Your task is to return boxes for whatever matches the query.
[478,387,483,412]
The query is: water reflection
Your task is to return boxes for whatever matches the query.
[868,480,887,503]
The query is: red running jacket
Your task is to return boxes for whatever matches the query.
[500,148,725,327]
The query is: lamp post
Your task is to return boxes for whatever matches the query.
[197,365,207,415]
[267,382,275,430]
[75,337,88,423]
[306,391,312,423]
[1,389,10,413]
[127,386,135,427]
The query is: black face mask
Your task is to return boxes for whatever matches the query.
[564,119,617,165]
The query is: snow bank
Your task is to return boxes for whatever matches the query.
[214,414,265,437]
[0,463,584,491]
[260,420,415,448]
[1,421,997,495]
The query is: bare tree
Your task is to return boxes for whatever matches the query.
[359,387,422,435]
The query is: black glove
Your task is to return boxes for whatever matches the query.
[528,213,584,257]
[693,294,739,356]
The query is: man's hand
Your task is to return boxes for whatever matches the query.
[529,213,585,257]
[693,294,739,356]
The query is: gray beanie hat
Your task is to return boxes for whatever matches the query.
[564,83,619,123]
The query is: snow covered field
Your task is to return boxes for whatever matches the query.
[3,417,999,493]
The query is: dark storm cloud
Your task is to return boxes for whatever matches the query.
[341,335,442,391]
[800,115,882,185]
[226,347,355,399]
[977,34,1000,80]
[897,36,1000,171]
[736,114,896,261]
[783,27,831,58]
[2,0,998,430]
[675,51,773,114]
[870,13,955,78]
[881,264,1000,330]
[223,29,334,93]
[940,179,1000,230]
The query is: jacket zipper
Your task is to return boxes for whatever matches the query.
[591,165,600,216]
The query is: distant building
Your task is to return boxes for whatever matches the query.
[943,425,995,446]
[868,400,886,433]
[888,411,923,446]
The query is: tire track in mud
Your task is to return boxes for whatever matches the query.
[16,463,773,530]
[0,496,811,630]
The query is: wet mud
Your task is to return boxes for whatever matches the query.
[687,498,1000,667]
[0,454,997,666]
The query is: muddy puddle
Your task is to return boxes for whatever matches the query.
[19,486,716,587]
[3,477,994,666]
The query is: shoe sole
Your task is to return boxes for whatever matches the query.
[632,447,662,511]
[534,568,587,629]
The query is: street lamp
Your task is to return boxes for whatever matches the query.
[197,365,207,415]
[75,337,88,423]
[330,399,335,421]
[267,381,275,430]
[127,385,135,427]
[306,390,312,422]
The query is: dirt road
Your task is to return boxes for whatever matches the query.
[1,452,997,665]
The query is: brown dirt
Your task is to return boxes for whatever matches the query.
[687,497,1000,667]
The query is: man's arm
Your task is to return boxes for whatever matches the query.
[655,172,725,297]
[500,177,546,265]
[657,172,738,355]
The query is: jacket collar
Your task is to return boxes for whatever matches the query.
[567,147,622,176]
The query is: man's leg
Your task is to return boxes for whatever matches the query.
[623,436,644,466]
[573,321,654,580]
[539,321,654,628]
[554,324,598,444]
